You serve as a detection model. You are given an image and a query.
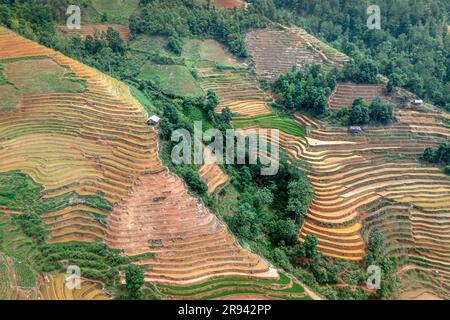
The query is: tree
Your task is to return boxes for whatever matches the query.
[167,35,182,55]
[273,64,335,114]
[253,187,274,208]
[230,203,259,240]
[106,28,125,54]
[350,98,370,125]
[343,56,379,84]
[268,218,298,246]
[369,98,394,124]
[303,235,317,259]
[219,107,233,124]
[286,178,313,224]
[421,147,436,163]
[125,264,144,298]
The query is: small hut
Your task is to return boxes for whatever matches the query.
[147,115,160,126]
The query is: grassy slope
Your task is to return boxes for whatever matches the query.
[159,272,310,300]
[138,62,203,97]
[233,114,306,136]
[0,214,39,292]
[90,0,140,22]
[0,57,85,112]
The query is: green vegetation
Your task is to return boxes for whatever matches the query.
[129,35,184,65]
[233,114,305,136]
[159,272,309,300]
[91,0,140,22]
[343,55,380,84]
[125,264,144,299]
[364,230,399,298]
[0,64,7,85]
[0,171,137,287]
[0,254,12,299]
[0,57,85,112]
[129,84,157,115]
[130,0,268,57]
[421,143,450,175]
[349,97,395,125]
[138,62,203,98]
[0,213,39,295]
[269,0,450,111]
[182,38,237,68]
[12,258,36,288]
[273,64,337,115]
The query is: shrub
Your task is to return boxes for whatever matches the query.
[125,264,144,299]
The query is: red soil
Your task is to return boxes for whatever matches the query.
[105,169,278,285]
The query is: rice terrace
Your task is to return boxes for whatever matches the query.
[0,0,449,307]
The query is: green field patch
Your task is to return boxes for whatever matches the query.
[138,62,203,97]
[130,35,170,54]
[233,114,306,136]
[182,39,239,68]
[129,35,184,66]
[0,64,7,85]
[12,258,36,288]
[0,254,13,299]
[161,273,291,292]
[0,58,85,112]
[91,0,140,21]
[159,272,308,300]
[0,214,39,296]
[130,85,157,115]
[183,105,214,130]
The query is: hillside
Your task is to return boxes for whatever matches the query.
[0,0,449,303]
[0,26,313,300]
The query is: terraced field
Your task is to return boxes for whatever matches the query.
[245,26,350,80]
[193,47,272,119]
[210,25,450,297]
[39,274,111,300]
[160,273,310,300]
[328,83,387,109]
[57,24,130,43]
[0,28,310,299]
[0,214,41,300]
[199,148,229,194]
[287,110,450,297]
[0,26,161,243]
[105,169,279,285]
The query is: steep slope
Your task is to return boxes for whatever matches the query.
[193,24,450,298]
[0,27,306,300]
[0,26,161,244]
[245,25,350,80]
